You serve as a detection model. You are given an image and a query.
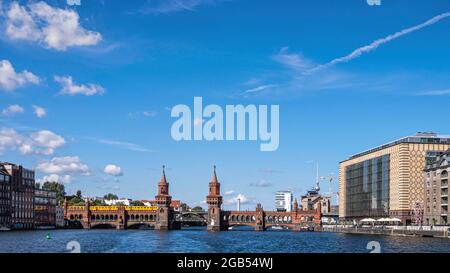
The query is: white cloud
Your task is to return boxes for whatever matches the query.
[225,193,252,205]
[306,12,450,74]
[415,88,450,96]
[128,111,158,118]
[37,156,90,175]
[249,179,274,187]
[93,138,153,153]
[0,128,65,155]
[54,75,105,96]
[104,164,123,176]
[273,47,314,72]
[28,130,65,155]
[37,174,72,184]
[241,84,279,96]
[142,0,223,14]
[143,111,157,117]
[0,60,40,91]
[32,105,46,118]
[224,190,235,196]
[5,1,102,51]
[1,104,24,117]
[0,128,22,154]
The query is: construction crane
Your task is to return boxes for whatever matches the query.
[320,173,336,197]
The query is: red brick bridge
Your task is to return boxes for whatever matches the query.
[64,166,321,231]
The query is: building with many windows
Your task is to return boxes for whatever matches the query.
[1,163,35,230]
[0,166,11,230]
[339,132,450,225]
[56,205,65,228]
[300,189,332,214]
[424,149,450,225]
[275,191,293,212]
[34,189,57,228]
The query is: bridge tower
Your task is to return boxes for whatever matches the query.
[155,165,172,230]
[207,165,223,231]
[82,199,91,229]
[255,203,265,231]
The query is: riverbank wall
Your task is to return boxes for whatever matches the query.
[319,225,450,239]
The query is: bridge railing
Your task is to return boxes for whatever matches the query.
[125,206,157,211]
[67,205,158,212]
[67,206,85,211]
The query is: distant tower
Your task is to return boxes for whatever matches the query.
[237,198,241,211]
[207,165,223,231]
[293,198,299,212]
[315,162,320,192]
[155,165,172,230]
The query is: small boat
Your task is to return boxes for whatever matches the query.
[271,226,284,230]
[0,227,11,232]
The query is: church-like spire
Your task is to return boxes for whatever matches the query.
[160,165,167,184]
[157,165,170,196]
[211,165,218,183]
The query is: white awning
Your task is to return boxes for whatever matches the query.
[377,218,401,222]
[360,218,376,222]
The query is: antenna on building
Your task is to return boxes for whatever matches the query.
[315,162,320,192]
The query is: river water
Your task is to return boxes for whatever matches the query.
[0,227,449,253]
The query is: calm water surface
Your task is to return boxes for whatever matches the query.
[0,227,449,253]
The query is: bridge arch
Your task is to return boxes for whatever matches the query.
[91,223,117,229]
[265,223,292,230]
[127,223,155,229]
[227,223,255,230]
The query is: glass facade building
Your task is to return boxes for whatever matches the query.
[345,155,390,219]
[340,132,450,224]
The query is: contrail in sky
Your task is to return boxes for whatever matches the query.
[305,12,450,75]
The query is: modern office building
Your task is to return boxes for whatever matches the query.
[34,189,57,228]
[0,166,11,230]
[339,132,450,225]
[275,191,293,212]
[424,149,450,225]
[1,163,35,230]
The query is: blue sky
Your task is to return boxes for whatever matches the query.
[1,0,450,210]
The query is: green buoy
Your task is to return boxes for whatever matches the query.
[46,234,52,240]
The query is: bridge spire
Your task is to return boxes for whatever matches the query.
[212,165,218,183]
[160,165,167,184]
[207,165,223,231]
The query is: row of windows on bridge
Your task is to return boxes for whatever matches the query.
[68,214,156,222]
[225,215,293,223]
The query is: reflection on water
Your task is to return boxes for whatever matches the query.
[0,227,449,253]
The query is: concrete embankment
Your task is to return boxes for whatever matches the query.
[319,226,450,239]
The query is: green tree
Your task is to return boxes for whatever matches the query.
[191,206,204,212]
[130,200,144,206]
[180,203,190,212]
[91,199,103,206]
[42,182,66,205]
[67,190,85,205]
[104,193,119,200]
